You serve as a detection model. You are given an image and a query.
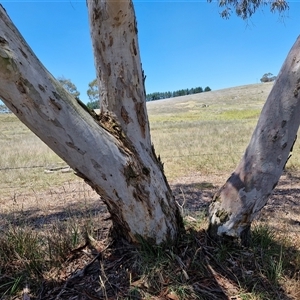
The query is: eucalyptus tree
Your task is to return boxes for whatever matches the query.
[0,1,183,244]
[87,78,100,109]
[0,0,294,246]
[58,77,80,100]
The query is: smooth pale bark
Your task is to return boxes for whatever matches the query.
[209,35,300,244]
[0,3,183,244]
[87,1,151,154]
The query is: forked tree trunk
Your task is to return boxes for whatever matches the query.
[208,35,300,244]
[2,0,299,247]
[0,3,183,244]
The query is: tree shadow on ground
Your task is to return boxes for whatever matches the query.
[33,224,298,300]
[165,180,299,300]
[0,178,299,299]
[0,181,106,231]
[0,199,108,230]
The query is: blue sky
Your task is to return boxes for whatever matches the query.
[2,1,300,103]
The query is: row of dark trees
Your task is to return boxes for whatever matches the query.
[146,86,211,101]
[85,83,212,107]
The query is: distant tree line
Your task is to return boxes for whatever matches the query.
[146,86,211,102]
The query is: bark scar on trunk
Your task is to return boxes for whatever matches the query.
[215,209,231,223]
[49,97,62,111]
[99,112,146,160]
[121,106,132,124]
[0,36,8,45]
[124,163,138,185]
[294,79,300,97]
[135,102,146,138]
[16,78,28,94]
[65,142,86,155]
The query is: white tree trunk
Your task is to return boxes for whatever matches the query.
[0,3,183,244]
[209,35,300,244]
[87,0,151,154]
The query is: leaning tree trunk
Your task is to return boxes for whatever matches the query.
[209,35,300,244]
[0,2,183,244]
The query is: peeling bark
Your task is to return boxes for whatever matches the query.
[0,2,183,244]
[208,35,300,244]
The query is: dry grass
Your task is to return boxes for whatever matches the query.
[147,82,300,180]
[0,182,110,299]
[0,82,300,299]
[0,114,77,196]
[2,81,296,185]
[0,82,274,188]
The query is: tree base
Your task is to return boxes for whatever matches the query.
[208,223,252,247]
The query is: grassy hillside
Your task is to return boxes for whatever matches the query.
[1,82,300,299]
[148,82,277,180]
[0,82,278,192]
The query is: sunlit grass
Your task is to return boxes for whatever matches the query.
[0,82,280,186]
[0,114,76,195]
[0,211,103,297]
[1,82,300,299]
[3,81,300,186]
[147,83,300,180]
[147,83,278,180]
